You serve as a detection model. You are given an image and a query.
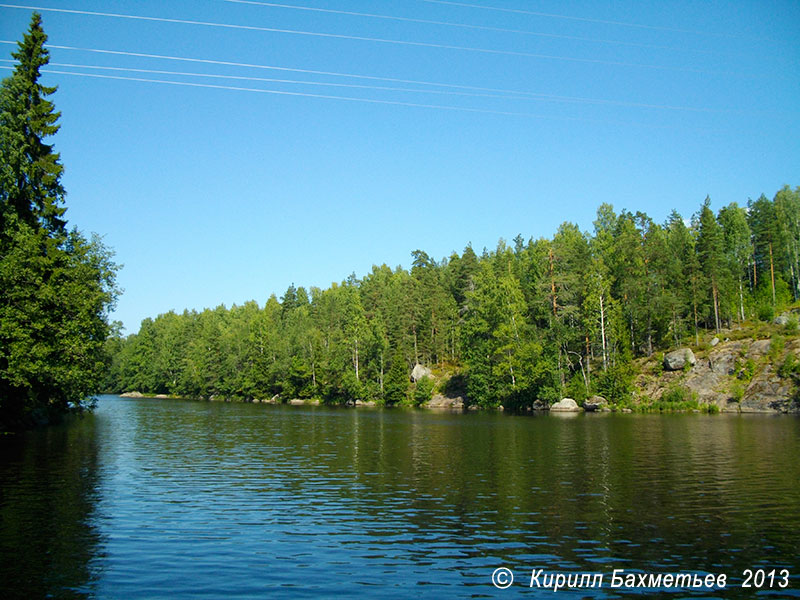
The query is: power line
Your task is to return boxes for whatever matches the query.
[416,0,740,38]
[0,42,734,114]
[0,4,719,74]
[0,58,535,101]
[221,0,710,54]
[0,64,706,130]
[0,64,592,120]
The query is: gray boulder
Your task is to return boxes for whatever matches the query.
[410,363,432,382]
[774,313,790,326]
[663,348,696,371]
[427,394,464,410]
[582,395,607,412]
[550,398,581,412]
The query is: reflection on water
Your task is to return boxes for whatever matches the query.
[1,397,799,598]
[0,414,101,599]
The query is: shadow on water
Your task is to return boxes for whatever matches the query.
[0,413,102,599]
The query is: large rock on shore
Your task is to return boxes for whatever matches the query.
[582,395,608,412]
[427,394,464,410]
[410,363,432,382]
[550,398,581,412]
[663,348,696,371]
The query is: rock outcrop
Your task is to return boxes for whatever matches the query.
[746,339,771,360]
[663,348,696,371]
[740,365,795,412]
[410,364,432,382]
[636,337,800,413]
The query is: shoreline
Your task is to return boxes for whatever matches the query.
[115,391,799,414]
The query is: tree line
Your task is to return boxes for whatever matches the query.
[1,14,119,430]
[106,187,799,408]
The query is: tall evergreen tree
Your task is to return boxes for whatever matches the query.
[748,194,784,306]
[0,12,65,236]
[718,203,752,321]
[1,14,119,430]
[695,197,726,332]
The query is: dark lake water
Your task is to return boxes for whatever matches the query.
[1,396,799,599]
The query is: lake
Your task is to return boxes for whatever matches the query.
[1,396,799,598]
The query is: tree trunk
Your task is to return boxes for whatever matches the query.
[354,337,359,381]
[600,294,607,371]
[585,333,591,386]
[309,340,316,388]
[738,278,745,322]
[769,242,776,305]
[549,247,557,316]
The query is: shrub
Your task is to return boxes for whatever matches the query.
[653,354,664,376]
[784,315,799,334]
[735,358,756,382]
[594,363,634,402]
[769,334,785,362]
[757,302,775,323]
[413,376,435,406]
[779,354,800,382]
[661,384,693,405]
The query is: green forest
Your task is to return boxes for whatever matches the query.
[106,186,800,409]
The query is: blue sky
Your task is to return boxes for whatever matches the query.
[1,1,798,333]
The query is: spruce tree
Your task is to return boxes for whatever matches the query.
[1,14,119,430]
[0,12,66,236]
[696,197,726,332]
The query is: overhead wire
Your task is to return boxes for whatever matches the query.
[0,57,537,101]
[220,0,712,54]
[0,4,723,75]
[415,0,745,38]
[0,42,736,114]
[0,63,712,130]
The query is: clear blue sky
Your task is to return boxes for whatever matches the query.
[1,1,798,334]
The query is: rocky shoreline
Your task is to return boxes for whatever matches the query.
[118,319,800,415]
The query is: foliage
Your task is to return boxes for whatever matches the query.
[735,358,757,383]
[412,376,435,406]
[785,315,799,334]
[730,380,746,403]
[102,171,798,409]
[382,350,409,406]
[660,384,694,405]
[0,14,119,431]
[768,334,785,362]
[593,363,634,402]
[778,354,800,383]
